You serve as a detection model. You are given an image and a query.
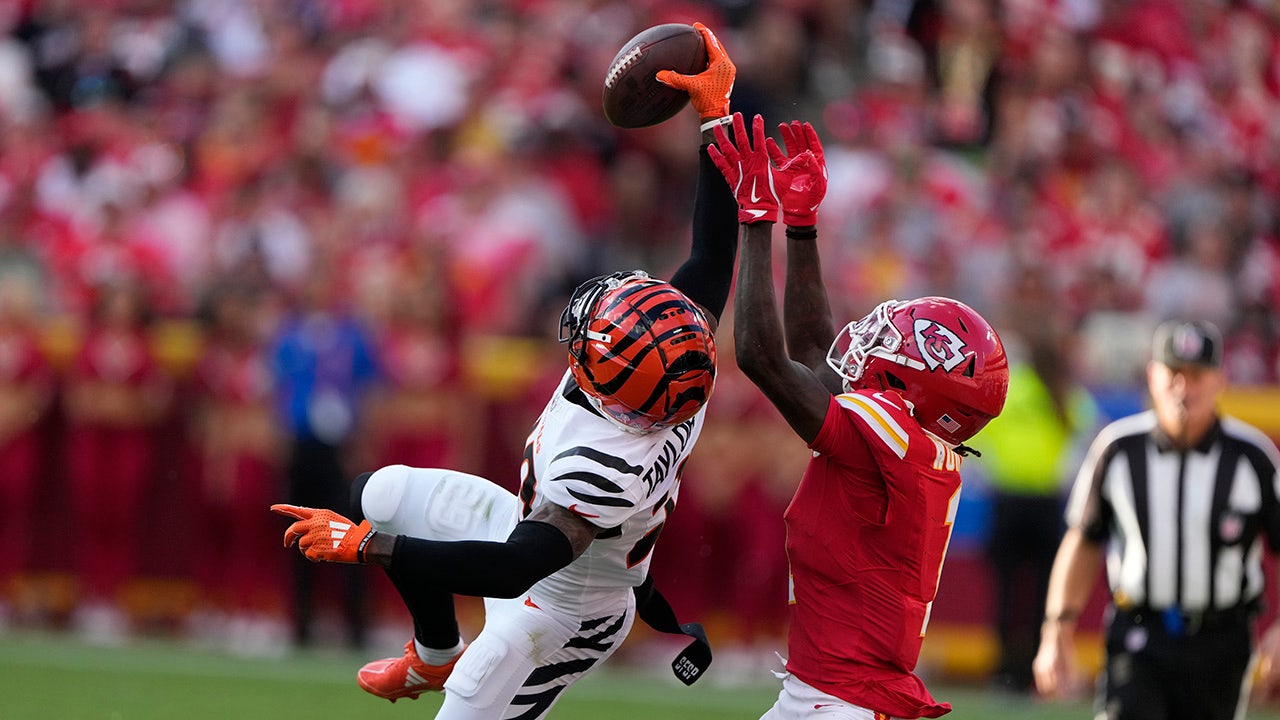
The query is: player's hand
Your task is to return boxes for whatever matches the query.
[766,121,828,228]
[1252,623,1280,703]
[708,112,784,224]
[655,22,735,120]
[1032,628,1079,700]
[271,504,376,564]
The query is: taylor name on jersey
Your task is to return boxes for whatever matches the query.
[518,371,706,604]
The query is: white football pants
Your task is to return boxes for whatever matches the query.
[360,465,636,720]
[761,673,895,720]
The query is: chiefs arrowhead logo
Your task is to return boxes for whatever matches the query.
[913,319,968,372]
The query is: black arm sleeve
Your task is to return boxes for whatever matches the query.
[389,520,575,599]
[668,142,739,323]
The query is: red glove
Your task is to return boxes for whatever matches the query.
[271,504,375,564]
[655,22,735,121]
[765,121,828,227]
[708,113,780,224]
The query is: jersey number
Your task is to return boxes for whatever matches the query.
[627,490,676,568]
[920,486,961,638]
[521,438,680,569]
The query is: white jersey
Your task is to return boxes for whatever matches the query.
[519,370,705,609]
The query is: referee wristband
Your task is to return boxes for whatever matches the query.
[701,116,732,133]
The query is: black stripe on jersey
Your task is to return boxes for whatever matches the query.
[565,613,626,652]
[561,374,597,412]
[1209,445,1236,610]
[1121,434,1152,603]
[566,487,634,508]
[508,685,567,720]
[522,657,598,687]
[553,470,627,494]
[1244,440,1280,547]
[1083,414,1280,613]
[578,615,615,631]
[552,446,643,475]
[1172,443,1182,604]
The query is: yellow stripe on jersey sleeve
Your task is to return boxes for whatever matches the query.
[836,393,909,459]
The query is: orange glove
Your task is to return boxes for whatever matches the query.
[271,504,376,564]
[656,22,735,121]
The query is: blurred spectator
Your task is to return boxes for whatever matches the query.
[1068,159,1167,315]
[0,262,54,625]
[1144,210,1234,329]
[210,171,313,295]
[971,265,1099,692]
[908,0,1002,148]
[270,267,380,650]
[127,141,214,314]
[188,281,288,655]
[421,140,585,336]
[63,280,172,644]
[362,258,474,474]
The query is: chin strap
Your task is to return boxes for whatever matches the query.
[633,574,712,685]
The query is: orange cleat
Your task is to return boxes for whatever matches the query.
[356,640,465,703]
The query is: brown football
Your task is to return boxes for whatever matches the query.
[602,24,707,129]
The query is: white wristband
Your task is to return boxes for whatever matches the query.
[700,116,732,133]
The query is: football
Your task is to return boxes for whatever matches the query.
[602,24,707,129]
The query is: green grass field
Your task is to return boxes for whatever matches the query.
[4,631,1280,720]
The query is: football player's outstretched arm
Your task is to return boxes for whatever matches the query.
[271,503,597,599]
[763,120,838,389]
[665,22,738,331]
[710,113,832,444]
[782,231,839,393]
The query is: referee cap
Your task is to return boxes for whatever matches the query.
[1152,320,1223,369]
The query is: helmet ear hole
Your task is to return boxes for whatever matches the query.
[963,357,976,378]
[884,371,907,391]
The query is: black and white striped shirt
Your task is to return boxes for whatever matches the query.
[1066,410,1280,613]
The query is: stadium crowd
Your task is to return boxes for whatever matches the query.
[1,0,1279,679]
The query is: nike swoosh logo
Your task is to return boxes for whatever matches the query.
[745,209,768,219]
[749,178,761,203]
[524,597,541,609]
[567,503,600,519]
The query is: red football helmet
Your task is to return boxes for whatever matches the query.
[826,297,1009,445]
[560,271,717,431]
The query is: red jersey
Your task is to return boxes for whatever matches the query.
[783,390,964,718]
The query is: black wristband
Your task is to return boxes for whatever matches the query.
[357,530,376,563]
[785,226,818,240]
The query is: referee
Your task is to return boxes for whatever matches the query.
[1032,319,1280,719]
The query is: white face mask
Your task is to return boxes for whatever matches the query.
[581,388,654,435]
